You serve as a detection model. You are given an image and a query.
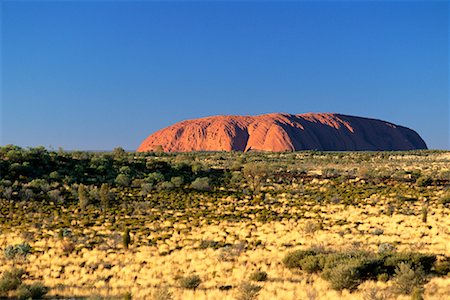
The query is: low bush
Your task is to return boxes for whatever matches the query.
[179,275,201,290]
[15,283,48,300]
[416,176,432,187]
[282,249,440,292]
[282,249,317,269]
[392,263,425,295]
[190,177,211,191]
[236,282,262,300]
[0,268,25,293]
[249,270,268,282]
[383,252,436,273]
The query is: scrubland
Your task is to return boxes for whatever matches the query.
[0,146,449,299]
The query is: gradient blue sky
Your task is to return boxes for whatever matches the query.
[1,0,449,150]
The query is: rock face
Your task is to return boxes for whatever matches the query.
[137,113,427,152]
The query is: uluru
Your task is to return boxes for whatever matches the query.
[137,113,427,152]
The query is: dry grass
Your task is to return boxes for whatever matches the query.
[1,150,449,299]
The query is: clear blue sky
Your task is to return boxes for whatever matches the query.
[1,0,449,150]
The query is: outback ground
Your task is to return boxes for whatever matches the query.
[0,147,449,299]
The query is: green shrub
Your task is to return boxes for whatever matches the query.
[236,282,262,300]
[383,252,436,273]
[299,255,322,273]
[434,257,450,275]
[282,248,444,292]
[249,270,268,282]
[392,263,425,295]
[159,181,175,190]
[170,176,184,188]
[282,249,317,269]
[324,264,360,291]
[78,184,89,211]
[15,283,48,299]
[190,177,211,191]
[116,174,131,187]
[179,275,201,290]
[416,176,432,187]
[322,252,383,290]
[0,268,25,293]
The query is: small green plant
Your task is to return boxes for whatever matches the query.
[123,228,131,249]
[282,249,317,269]
[3,243,31,260]
[249,270,268,282]
[179,275,201,290]
[236,282,262,300]
[416,176,432,187]
[190,177,211,191]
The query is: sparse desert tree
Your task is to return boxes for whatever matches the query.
[113,147,126,160]
[100,183,113,210]
[243,162,270,196]
[78,184,89,212]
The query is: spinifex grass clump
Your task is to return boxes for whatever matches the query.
[3,243,31,260]
[283,248,441,293]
